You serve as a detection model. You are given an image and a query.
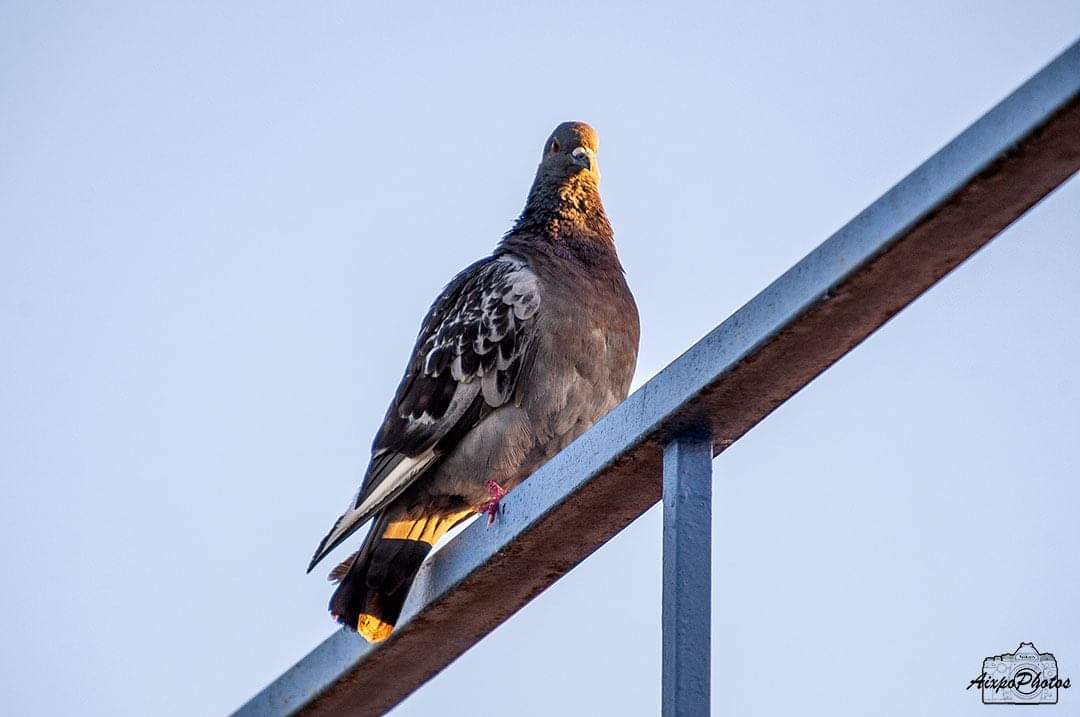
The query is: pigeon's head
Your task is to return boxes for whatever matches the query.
[538,121,600,182]
[511,121,611,236]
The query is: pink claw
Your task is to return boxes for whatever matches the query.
[477,480,508,525]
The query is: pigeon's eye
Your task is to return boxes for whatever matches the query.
[549,138,560,155]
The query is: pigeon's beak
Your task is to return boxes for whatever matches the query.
[571,146,594,171]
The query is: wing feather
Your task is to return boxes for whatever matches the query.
[308,254,540,571]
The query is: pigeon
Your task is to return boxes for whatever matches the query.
[308,121,640,643]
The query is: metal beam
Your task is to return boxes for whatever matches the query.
[233,39,1080,717]
[662,430,713,717]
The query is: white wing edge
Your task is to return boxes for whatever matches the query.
[308,449,436,571]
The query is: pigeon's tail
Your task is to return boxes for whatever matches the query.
[328,507,472,643]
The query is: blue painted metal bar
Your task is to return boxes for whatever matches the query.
[663,430,713,717]
[233,40,1080,716]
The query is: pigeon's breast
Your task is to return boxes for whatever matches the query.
[517,266,640,466]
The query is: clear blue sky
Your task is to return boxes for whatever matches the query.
[2,3,1078,715]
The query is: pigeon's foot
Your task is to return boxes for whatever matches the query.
[476,480,508,525]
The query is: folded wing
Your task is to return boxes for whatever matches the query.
[307,254,541,571]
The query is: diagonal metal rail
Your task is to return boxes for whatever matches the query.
[234,39,1080,716]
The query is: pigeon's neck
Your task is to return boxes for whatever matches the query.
[506,172,614,244]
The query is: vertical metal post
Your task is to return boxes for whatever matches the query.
[662,428,712,717]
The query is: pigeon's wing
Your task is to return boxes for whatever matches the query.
[308,254,541,571]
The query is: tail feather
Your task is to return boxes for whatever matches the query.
[329,508,472,643]
[328,551,360,584]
